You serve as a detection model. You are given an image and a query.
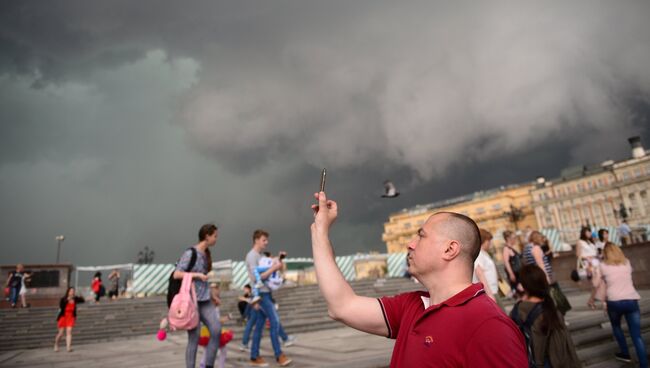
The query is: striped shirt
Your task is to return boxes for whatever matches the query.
[523,243,554,282]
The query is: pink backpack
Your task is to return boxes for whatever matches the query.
[168,273,199,330]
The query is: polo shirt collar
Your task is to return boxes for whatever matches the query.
[420,283,485,309]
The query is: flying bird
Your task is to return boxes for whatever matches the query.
[381,180,400,198]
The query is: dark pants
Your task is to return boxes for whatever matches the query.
[9,287,20,305]
[606,299,648,368]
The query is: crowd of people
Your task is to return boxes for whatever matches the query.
[3,199,647,367]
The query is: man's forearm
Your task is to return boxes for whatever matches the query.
[312,230,356,319]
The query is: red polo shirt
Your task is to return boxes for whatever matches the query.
[378,283,527,367]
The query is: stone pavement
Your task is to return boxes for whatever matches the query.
[0,325,394,368]
[2,288,648,367]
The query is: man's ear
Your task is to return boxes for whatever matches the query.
[442,240,462,261]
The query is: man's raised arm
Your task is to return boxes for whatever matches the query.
[310,191,388,337]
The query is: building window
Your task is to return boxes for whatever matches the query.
[635,168,642,178]
[588,181,593,190]
[623,171,630,180]
[476,207,485,215]
[577,183,584,192]
[404,223,411,229]
[598,178,604,187]
[492,203,501,211]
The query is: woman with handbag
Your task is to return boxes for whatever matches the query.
[172,223,221,368]
[576,227,598,279]
[523,231,571,316]
[588,243,647,367]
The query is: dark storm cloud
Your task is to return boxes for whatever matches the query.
[1,1,650,266]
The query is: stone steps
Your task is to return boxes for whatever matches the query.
[1,278,649,368]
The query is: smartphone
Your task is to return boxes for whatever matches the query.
[320,168,327,192]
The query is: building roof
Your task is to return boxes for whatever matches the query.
[393,182,531,217]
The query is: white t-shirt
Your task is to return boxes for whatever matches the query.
[472,250,499,295]
[577,240,598,259]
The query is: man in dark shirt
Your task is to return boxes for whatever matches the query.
[310,191,527,367]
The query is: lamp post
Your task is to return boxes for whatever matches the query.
[504,205,525,231]
[55,235,65,264]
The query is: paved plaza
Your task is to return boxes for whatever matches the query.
[1,290,648,367]
[0,325,394,368]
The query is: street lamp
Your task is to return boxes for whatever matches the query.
[55,235,65,264]
[504,205,525,230]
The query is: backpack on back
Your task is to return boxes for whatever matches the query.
[167,248,197,308]
[510,301,545,368]
[167,273,199,331]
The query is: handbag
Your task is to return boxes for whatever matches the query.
[549,282,572,315]
[570,259,589,282]
[168,273,199,331]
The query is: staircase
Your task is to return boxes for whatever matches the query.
[1,278,649,367]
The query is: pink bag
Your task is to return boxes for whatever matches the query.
[168,273,199,331]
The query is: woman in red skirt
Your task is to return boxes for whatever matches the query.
[54,287,84,352]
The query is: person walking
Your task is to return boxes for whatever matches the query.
[576,227,598,279]
[523,231,571,316]
[589,243,648,367]
[245,229,292,367]
[510,265,580,367]
[54,287,85,352]
[502,230,523,299]
[91,272,105,303]
[473,229,502,308]
[108,269,120,300]
[5,264,27,308]
[172,223,221,368]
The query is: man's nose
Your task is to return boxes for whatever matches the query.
[407,237,417,250]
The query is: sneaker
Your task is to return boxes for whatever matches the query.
[250,296,261,305]
[254,281,264,289]
[276,354,292,366]
[238,343,250,352]
[283,335,296,347]
[615,353,632,363]
[249,357,269,367]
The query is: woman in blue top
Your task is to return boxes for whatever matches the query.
[173,224,221,368]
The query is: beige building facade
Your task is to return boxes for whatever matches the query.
[531,137,650,244]
[382,184,538,262]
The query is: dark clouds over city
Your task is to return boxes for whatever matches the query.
[1,1,650,266]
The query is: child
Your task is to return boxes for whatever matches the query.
[237,284,252,323]
[199,274,232,368]
[91,272,104,303]
[251,251,286,304]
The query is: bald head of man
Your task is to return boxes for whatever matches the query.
[407,211,481,279]
[434,212,481,263]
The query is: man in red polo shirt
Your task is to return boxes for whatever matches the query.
[310,191,527,367]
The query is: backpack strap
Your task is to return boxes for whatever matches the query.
[184,247,198,272]
[524,303,544,328]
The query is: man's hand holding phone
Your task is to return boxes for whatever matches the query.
[311,191,338,234]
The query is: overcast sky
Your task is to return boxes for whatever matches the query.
[1,1,650,267]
